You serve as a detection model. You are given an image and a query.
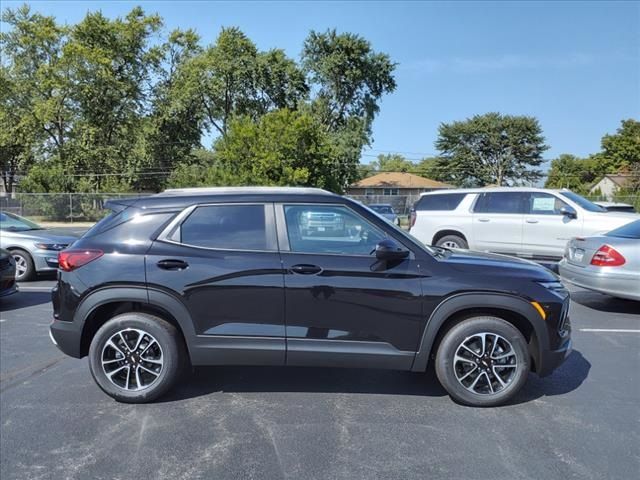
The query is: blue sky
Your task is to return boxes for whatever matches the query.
[3,1,639,166]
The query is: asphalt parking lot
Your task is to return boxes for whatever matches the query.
[1,282,638,480]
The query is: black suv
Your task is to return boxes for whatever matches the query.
[50,187,572,406]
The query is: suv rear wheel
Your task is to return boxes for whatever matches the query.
[435,317,529,407]
[435,234,468,249]
[88,313,185,403]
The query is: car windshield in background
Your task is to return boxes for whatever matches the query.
[0,212,43,231]
[558,191,607,212]
[370,205,394,214]
[606,220,640,239]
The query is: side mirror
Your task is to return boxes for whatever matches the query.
[560,206,577,219]
[375,239,410,261]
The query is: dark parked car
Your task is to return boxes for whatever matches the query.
[0,248,17,298]
[50,187,572,406]
[368,203,400,226]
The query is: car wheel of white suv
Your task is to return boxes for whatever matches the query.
[436,235,468,249]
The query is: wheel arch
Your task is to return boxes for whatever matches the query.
[432,229,468,246]
[411,292,549,373]
[75,287,196,359]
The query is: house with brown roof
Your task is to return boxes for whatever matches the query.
[348,172,453,196]
[589,174,633,200]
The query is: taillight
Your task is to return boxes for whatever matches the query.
[410,209,417,229]
[590,245,626,267]
[58,249,103,272]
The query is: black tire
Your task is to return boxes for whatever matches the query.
[10,249,35,282]
[435,234,468,249]
[88,313,186,403]
[435,316,529,407]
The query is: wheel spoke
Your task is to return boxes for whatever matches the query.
[491,367,507,387]
[107,365,127,378]
[102,358,122,365]
[484,372,494,394]
[124,366,131,390]
[139,365,160,377]
[135,366,143,389]
[141,357,162,365]
[106,340,125,357]
[454,354,476,366]
[118,332,131,352]
[140,339,157,356]
[457,365,478,382]
[460,344,481,358]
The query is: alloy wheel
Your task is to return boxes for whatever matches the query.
[101,328,164,391]
[453,332,518,395]
[12,254,28,280]
[441,241,460,248]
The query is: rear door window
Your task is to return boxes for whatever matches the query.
[414,193,466,211]
[473,192,527,214]
[177,204,273,251]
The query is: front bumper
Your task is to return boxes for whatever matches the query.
[33,249,60,272]
[536,336,572,377]
[559,260,640,301]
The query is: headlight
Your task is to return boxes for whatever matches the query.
[35,243,68,251]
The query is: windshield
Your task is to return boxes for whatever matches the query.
[558,191,606,212]
[606,220,640,239]
[0,212,43,231]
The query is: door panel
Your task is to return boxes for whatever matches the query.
[522,193,583,259]
[278,204,424,368]
[472,192,526,254]
[146,203,285,365]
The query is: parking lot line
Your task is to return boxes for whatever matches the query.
[579,328,640,333]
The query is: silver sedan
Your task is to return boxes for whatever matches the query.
[559,220,640,301]
[0,212,78,281]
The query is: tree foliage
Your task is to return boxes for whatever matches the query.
[434,113,548,187]
[1,6,396,194]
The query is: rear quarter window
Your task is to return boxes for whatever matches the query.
[414,193,466,211]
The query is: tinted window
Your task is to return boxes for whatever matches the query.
[606,220,640,239]
[179,205,269,250]
[527,193,569,215]
[474,192,527,214]
[0,212,42,231]
[414,193,466,211]
[284,205,385,255]
[558,191,606,212]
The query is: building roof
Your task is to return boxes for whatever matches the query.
[599,174,633,187]
[351,172,452,189]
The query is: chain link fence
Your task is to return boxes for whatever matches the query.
[0,193,151,224]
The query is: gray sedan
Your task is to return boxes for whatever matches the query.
[368,204,401,226]
[559,220,640,301]
[0,212,78,281]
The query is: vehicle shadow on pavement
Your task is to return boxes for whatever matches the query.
[161,366,448,402]
[570,291,639,315]
[510,350,591,406]
[0,292,51,312]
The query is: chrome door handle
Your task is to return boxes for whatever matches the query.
[526,219,539,224]
[477,218,490,222]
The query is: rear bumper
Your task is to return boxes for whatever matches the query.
[536,337,572,377]
[559,260,640,301]
[49,319,82,358]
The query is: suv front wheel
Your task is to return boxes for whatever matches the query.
[435,317,529,407]
[88,313,185,403]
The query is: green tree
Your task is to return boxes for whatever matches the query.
[544,154,605,193]
[213,108,347,190]
[600,119,640,171]
[435,112,548,186]
[370,153,415,172]
[302,29,396,133]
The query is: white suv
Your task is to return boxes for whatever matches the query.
[409,187,639,261]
